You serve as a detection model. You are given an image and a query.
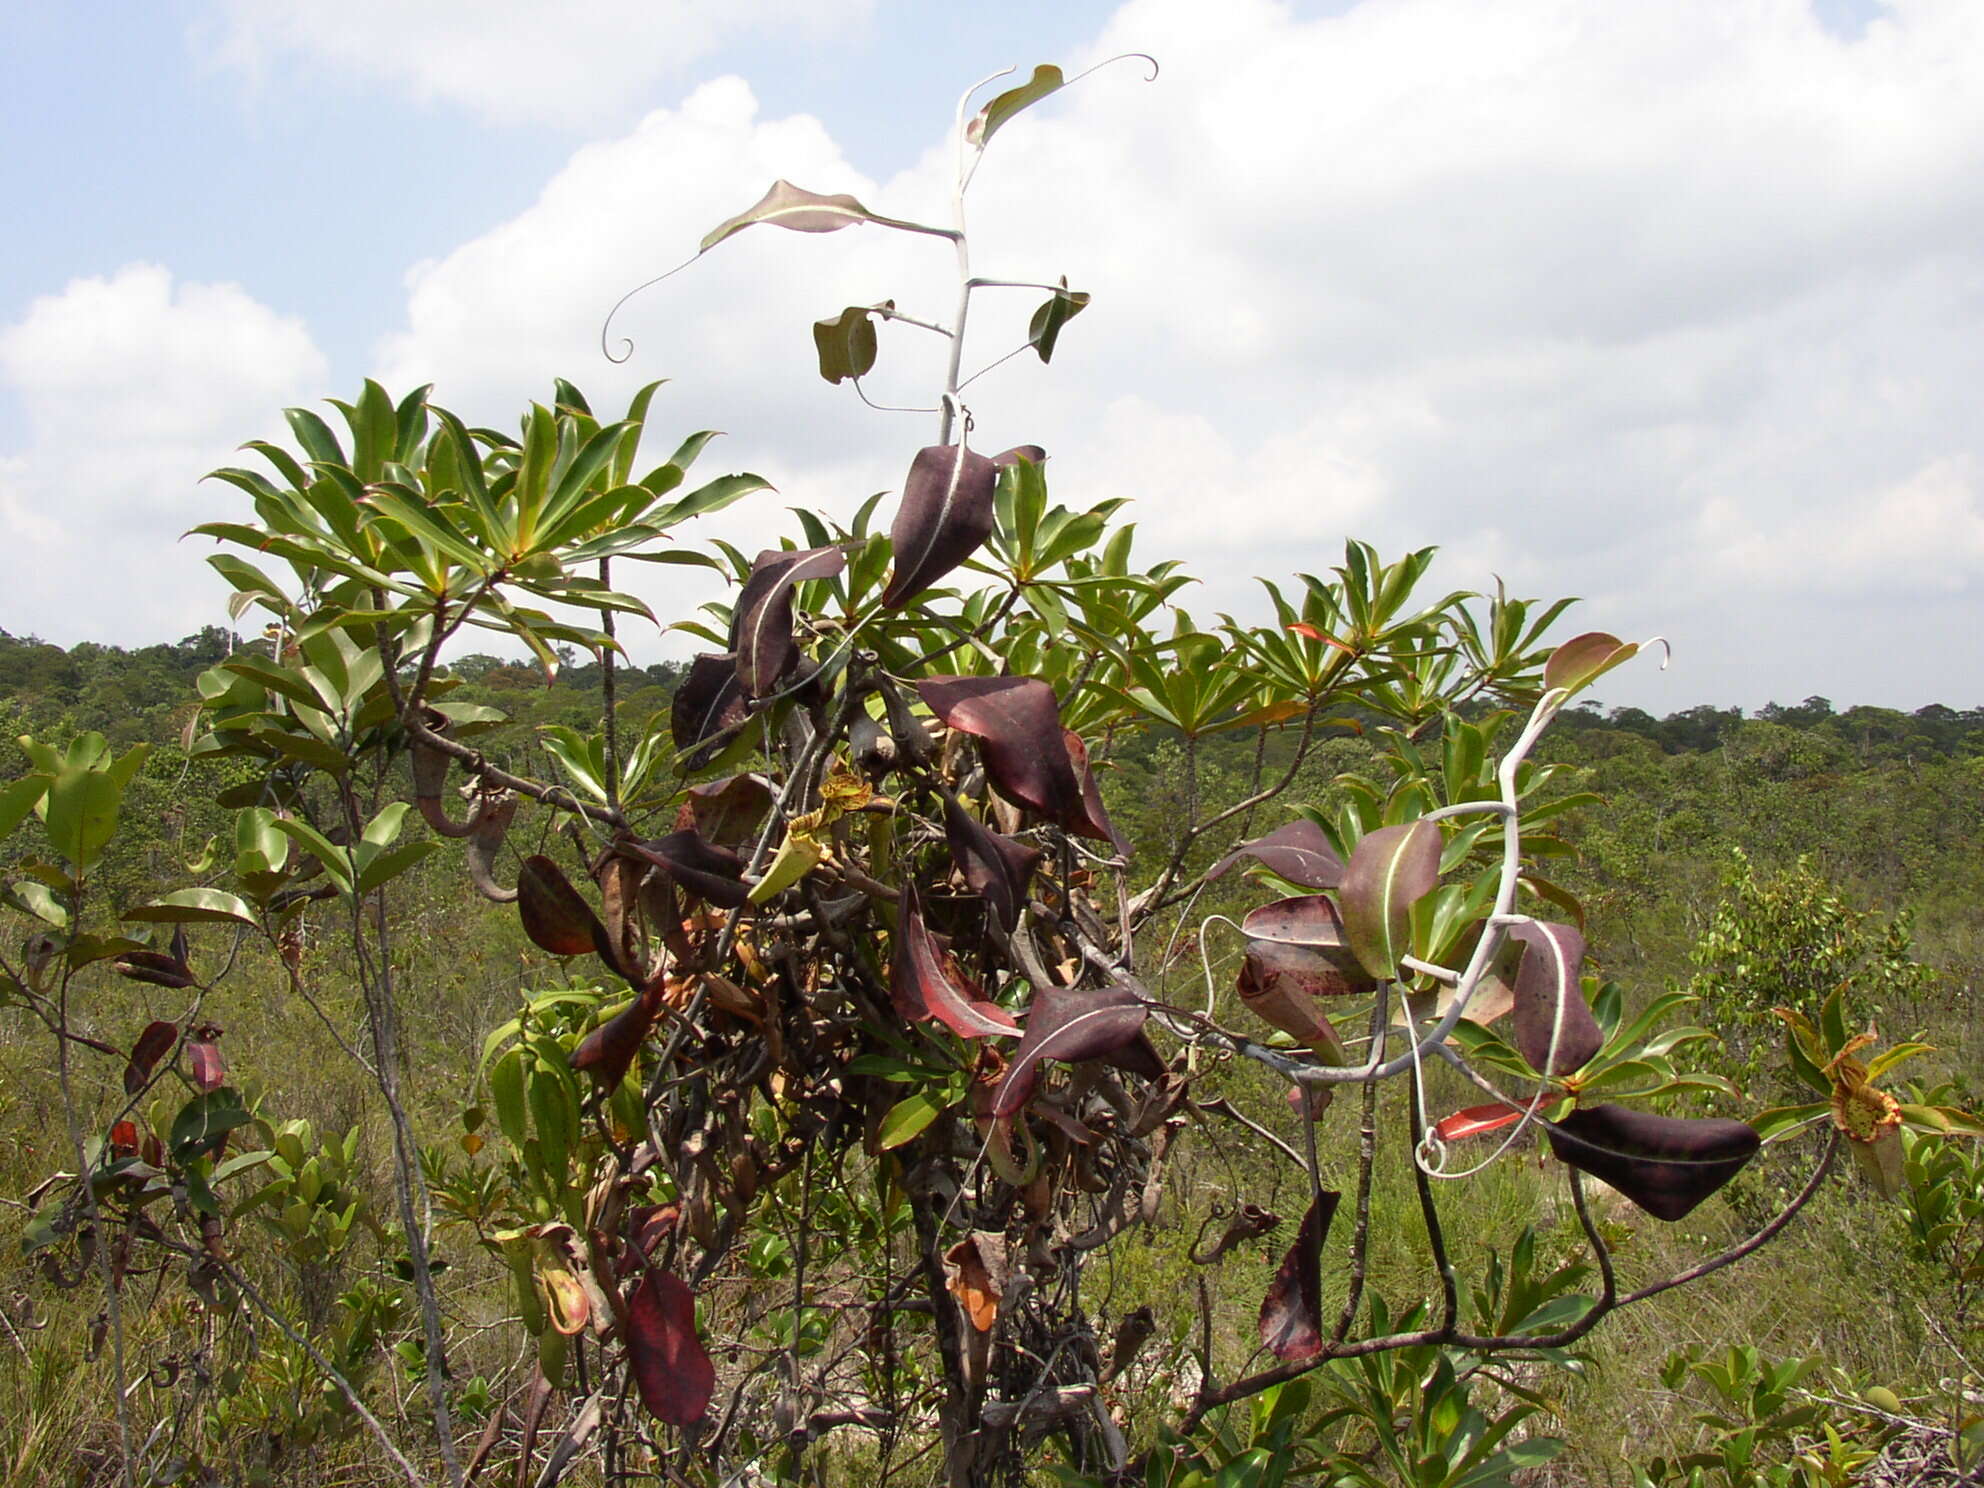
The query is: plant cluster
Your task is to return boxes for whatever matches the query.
[3,62,1978,1488]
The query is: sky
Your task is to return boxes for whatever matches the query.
[3,0,1979,713]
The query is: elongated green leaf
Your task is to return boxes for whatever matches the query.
[124,889,260,927]
[877,1090,946,1150]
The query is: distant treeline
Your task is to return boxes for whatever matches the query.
[4,626,1979,761]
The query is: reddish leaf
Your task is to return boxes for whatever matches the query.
[1545,1104,1761,1221]
[517,855,609,958]
[114,949,196,990]
[731,544,848,697]
[631,831,750,910]
[1258,1190,1339,1361]
[1338,821,1441,979]
[187,1032,225,1093]
[626,1269,715,1426]
[1238,896,1370,983]
[676,775,774,847]
[941,795,1042,936]
[883,445,1000,607]
[1060,729,1127,851]
[991,444,1047,469]
[573,983,664,1090]
[892,888,1020,1039]
[1507,921,1601,1076]
[670,653,749,769]
[918,676,1084,828]
[1435,1104,1525,1142]
[991,982,1149,1118]
[1236,943,1351,1061]
[108,1120,140,1158]
[1211,820,1345,889]
[1544,631,1640,697]
[124,1021,178,1095]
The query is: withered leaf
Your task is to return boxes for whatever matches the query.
[670,653,749,770]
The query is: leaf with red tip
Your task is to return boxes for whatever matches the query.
[1338,821,1441,979]
[941,796,1042,936]
[670,653,749,770]
[1258,1190,1339,1361]
[1060,730,1127,851]
[677,774,774,847]
[1212,820,1346,890]
[632,830,750,909]
[884,445,1000,607]
[518,855,609,957]
[1508,921,1601,1076]
[1545,1104,1760,1221]
[731,544,847,697]
[124,1021,178,1095]
[991,983,1149,1118]
[188,1033,225,1093]
[1236,943,1352,1061]
[626,1269,715,1425]
[918,676,1083,826]
[891,888,1020,1039]
[1435,1104,1525,1142]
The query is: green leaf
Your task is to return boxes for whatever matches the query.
[0,775,50,840]
[44,765,121,876]
[124,889,261,927]
[877,1090,945,1150]
[1028,281,1090,363]
[170,1088,254,1163]
[355,841,441,896]
[967,64,1065,147]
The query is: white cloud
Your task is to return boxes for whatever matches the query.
[0,264,327,645]
[360,0,1984,706]
[199,0,876,129]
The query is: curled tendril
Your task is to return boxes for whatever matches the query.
[1065,52,1161,89]
[599,250,699,365]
